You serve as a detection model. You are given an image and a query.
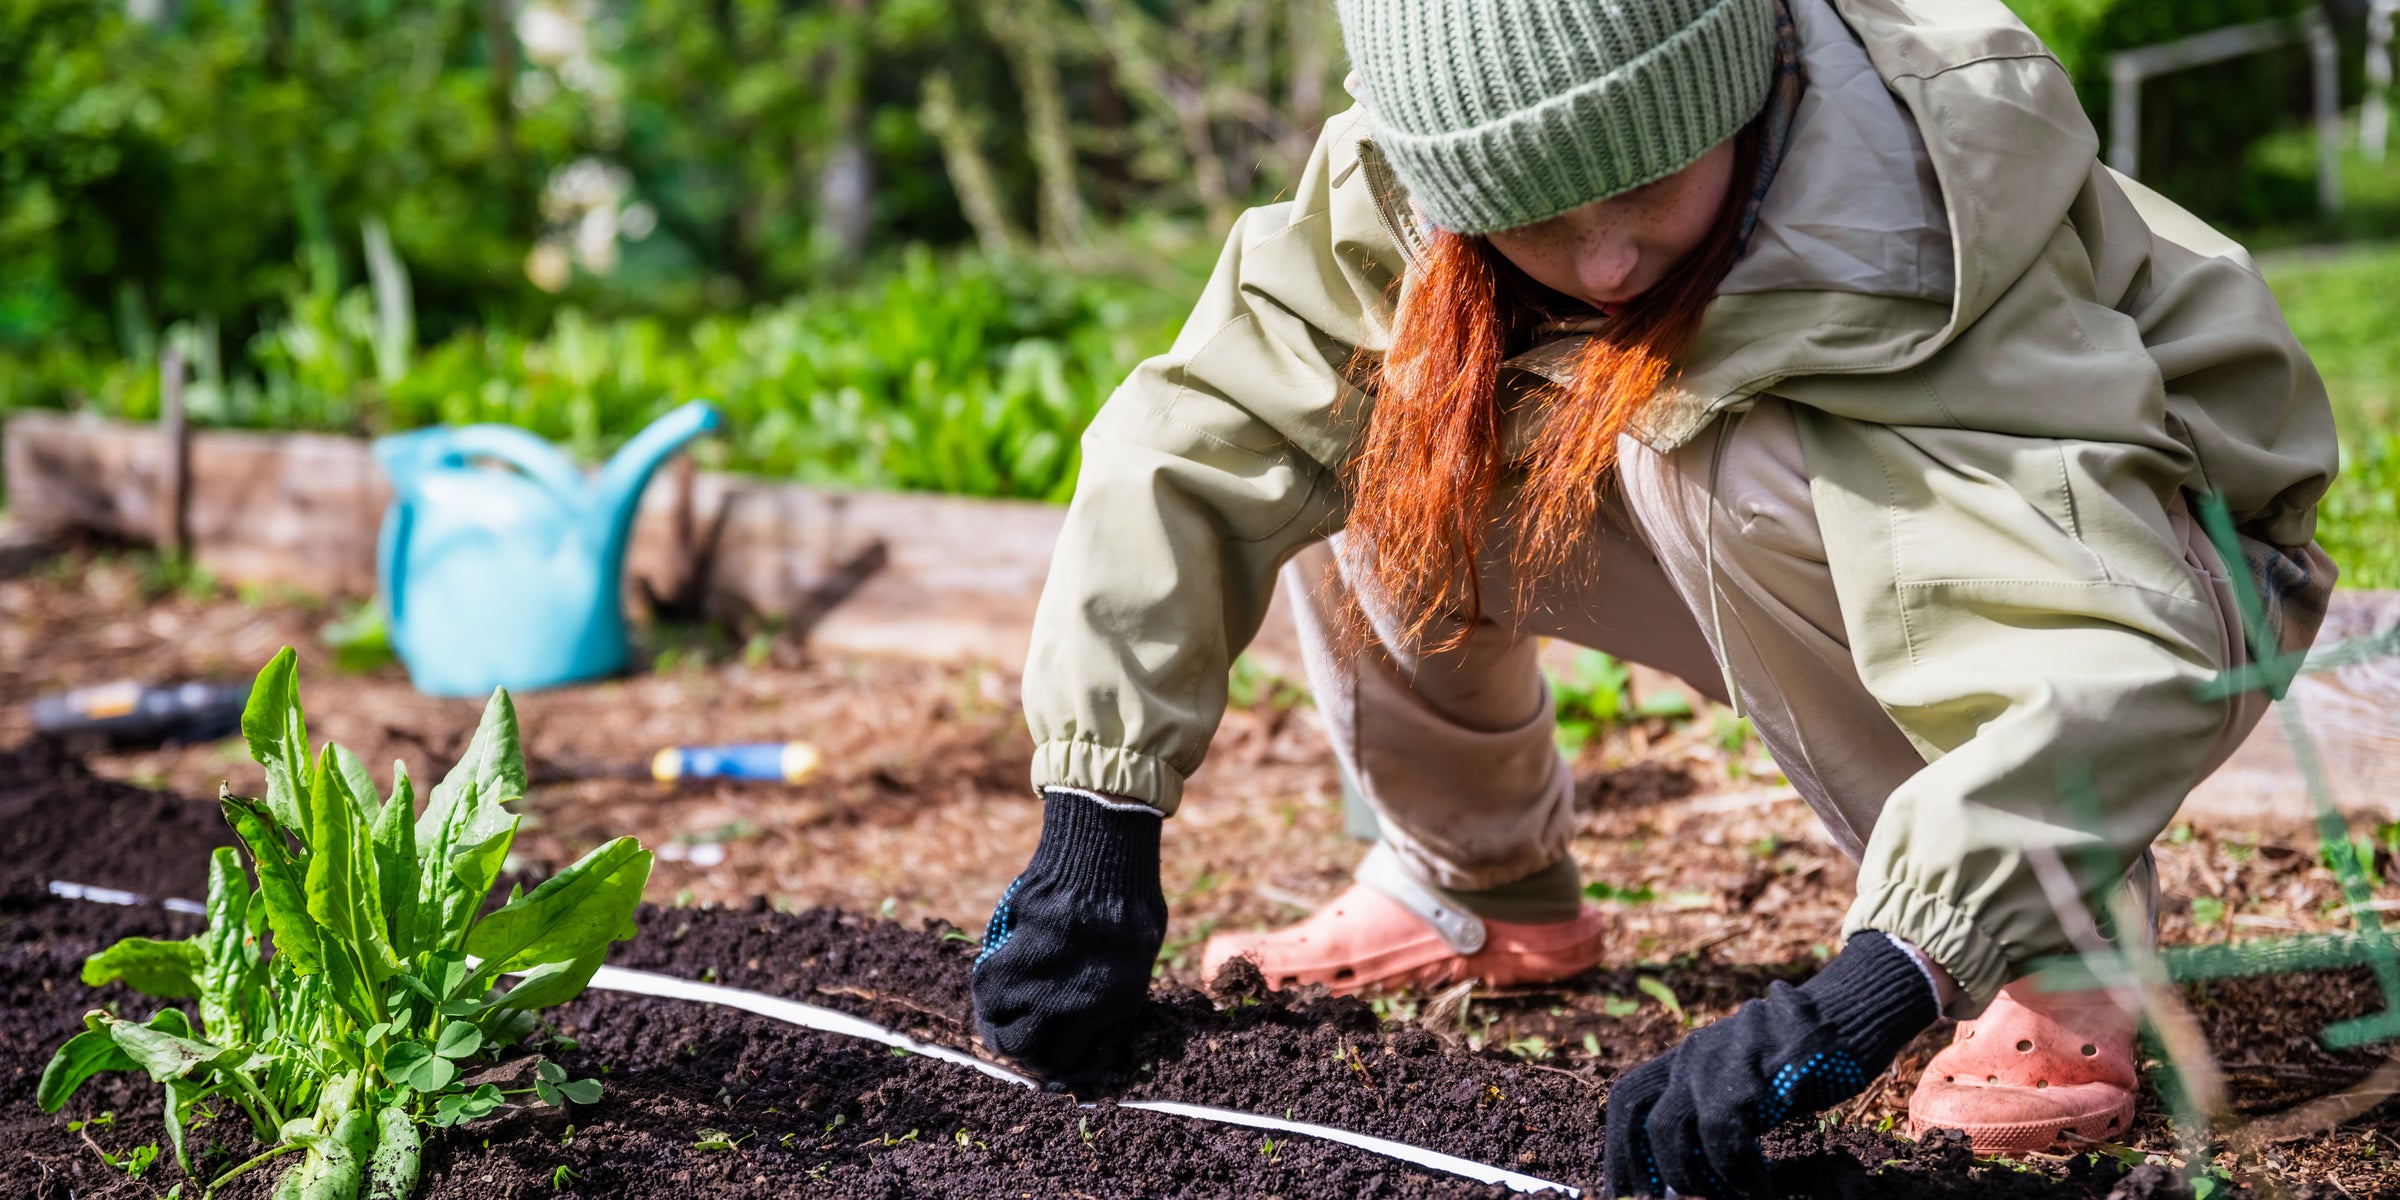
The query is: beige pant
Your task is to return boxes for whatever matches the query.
[1288,399,2253,912]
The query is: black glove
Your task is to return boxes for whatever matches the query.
[1603,931,1940,1199]
[970,789,1167,1088]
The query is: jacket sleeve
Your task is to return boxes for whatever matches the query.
[1793,215,2286,1013]
[1802,409,2233,1013]
[1020,108,1406,814]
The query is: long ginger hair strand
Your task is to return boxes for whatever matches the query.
[1340,127,1759,651]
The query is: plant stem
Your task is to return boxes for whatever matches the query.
[227,1067,288,1134]
[205,1141,300,1196]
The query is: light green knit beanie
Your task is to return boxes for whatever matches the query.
[1337,0,1776,235]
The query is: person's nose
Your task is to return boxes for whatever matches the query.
[1576,232,1641,303]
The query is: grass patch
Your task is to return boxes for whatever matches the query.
[2263,241,2400,589]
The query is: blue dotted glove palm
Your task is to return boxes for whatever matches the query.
[1602,931,1939,1198]
[970,790,1167,1089]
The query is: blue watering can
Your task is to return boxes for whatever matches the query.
[374,401,722,697]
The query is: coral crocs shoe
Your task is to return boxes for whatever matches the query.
[1906,978,2140,1154]
[1199,845,1608,994]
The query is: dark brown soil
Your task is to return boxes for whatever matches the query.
[11,557,2399,1197]
[0,747,2195,1200]
[0,740,235,901]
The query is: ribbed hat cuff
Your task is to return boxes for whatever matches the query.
[1367,0,1775,234]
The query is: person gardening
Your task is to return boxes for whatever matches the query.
[968,0,2337,1193]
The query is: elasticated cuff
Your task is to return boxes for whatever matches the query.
[1844,881,2015,1020]
[1030,741,1183,815]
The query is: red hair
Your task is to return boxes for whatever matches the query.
[1340,128,1757,651]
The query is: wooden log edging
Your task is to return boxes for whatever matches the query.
[0,410,1089,669]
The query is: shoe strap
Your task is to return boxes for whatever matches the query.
[1355,843,1488,955]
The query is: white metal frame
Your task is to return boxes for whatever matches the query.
[2108,10,2343,214]
[2366,0,2396,164]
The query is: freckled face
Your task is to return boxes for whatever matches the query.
[1482,139,1738,313]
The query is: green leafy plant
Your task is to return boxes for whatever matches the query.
[320,600,398,675]
[103,1141,161,1179]
[1582,880,1658,905]
[692,1129,750,1152]
[1226,653,1307,713]
[1635,976,1688,1026]
[38,648,650,1198]
[1545,649,1695,755]
[1502,1035,1552,1062]
[1547,649,1630,755]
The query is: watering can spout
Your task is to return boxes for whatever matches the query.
[590,400,723,554]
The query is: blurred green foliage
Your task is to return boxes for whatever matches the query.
[0,0,1067,352]
[1546,649,1697,757]
[2265,241,2400,589]
[5,238,1205,500]
[0,0,579,347]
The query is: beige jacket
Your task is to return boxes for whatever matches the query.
[1021,0,2338,1006]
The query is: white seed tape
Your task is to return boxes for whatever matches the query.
[575,965,1578,1196]
[49,879,205,915]
[1114,1098,1581,1195]
[579,964,1034,1089]
[45,881,1579,1197]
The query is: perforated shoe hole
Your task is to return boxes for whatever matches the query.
[2080,1044,2097,1056]
[2016,1039,2034,1052]
[2036,1080,2050,1089]
[2108,1116,2123,1131]
[1333,967,1355,981]
[1987,1075,1999,1084]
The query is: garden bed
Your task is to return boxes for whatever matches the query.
[5,745,2395,1199]
[12,557,2400,1196]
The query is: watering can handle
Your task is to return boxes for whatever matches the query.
[378,501,410,623]
[430,424,590,501]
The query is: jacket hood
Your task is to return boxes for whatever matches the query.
[1717,0,1953,303]
[1638,0,2103,445]
[1827,0,2098,328]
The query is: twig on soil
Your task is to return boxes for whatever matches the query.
[1672,924,1742,963]
[1420,979,1477,1043]
[76,1126,109,1173]
[1521,1062,1603,1092]
[814,983,964,1028]
[2229,1051,2400,1151]
[1836,1058,1903,1128]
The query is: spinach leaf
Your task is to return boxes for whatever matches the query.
[222,795,324,976]
[463,837,651,982]
[371,764,420,959]
[36,1027,136,1113]
[79,937,204,999]
[240,647,312,833]
[198,847,258,1045]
